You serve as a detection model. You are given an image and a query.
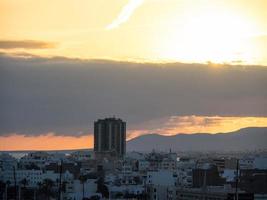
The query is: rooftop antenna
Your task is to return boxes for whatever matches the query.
[58,160,63,200]
[235,159,239,200]
[202,169,207,192]
[13,166,17,200]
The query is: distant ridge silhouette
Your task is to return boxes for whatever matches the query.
[127,127,267,152]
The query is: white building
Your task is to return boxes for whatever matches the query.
[176,158,195,187]
[20,151,52,168]
[70,151,95,161]
[138,160,150,171]
[221,169,236,182]
[253,157,267,169]
[239,157,254,169]
[146,170,178,200]
[160,157,176,171]
[0,153,17,170]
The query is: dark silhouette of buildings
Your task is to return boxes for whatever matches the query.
[94,117,126,158]
[176,188,254,200]
[193,165,226,188]
[239,169,267,193]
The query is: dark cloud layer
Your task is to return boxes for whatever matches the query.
[0,40,55,49]
[0,54,266,136]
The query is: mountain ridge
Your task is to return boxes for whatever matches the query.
[127,127,267,152]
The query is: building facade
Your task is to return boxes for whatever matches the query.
[94,117,126,158]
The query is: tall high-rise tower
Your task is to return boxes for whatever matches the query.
[94,117,126,158]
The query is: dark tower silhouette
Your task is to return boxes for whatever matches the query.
[94,117,126,158]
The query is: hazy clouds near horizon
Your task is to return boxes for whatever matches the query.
[0,54,266,136]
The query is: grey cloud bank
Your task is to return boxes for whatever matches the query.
[0,54,266,136]
[0,40,56,49]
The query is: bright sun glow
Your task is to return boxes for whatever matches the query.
[0,1,266,65]
[158,7,259,64]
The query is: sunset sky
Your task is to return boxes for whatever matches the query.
[0,0,267,150]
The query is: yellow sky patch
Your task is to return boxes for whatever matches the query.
[0,0,267,65]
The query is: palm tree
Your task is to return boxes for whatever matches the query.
[20,178,28,188]
[19,178,28,200]
[0,181,6,200]
[96,177,109,199]
[79,175,87,200]
[41,179,55,200]
[61,181,67,193]
[36,182,42,200]
[6,180,11,200]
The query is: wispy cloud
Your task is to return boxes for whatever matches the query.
[0,40,56,49]
[106,0,144,30]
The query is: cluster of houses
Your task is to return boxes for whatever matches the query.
[0,150,267,200]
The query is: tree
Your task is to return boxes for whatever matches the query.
[79,175,87,200]
[133,176,141,184]
[19,178,28,200]
[6,180,11,200]
[89,195,100,200]
[40,179,55,200]
[61,181,67,193]
[20,178,28,188]
[36,182,42,200]
[0,181,6,199]
[96,177,109,198]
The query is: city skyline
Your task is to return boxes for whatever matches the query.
[1,1,267,200]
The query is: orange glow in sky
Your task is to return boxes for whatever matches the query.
[127,116,267,140]
[0,116,266,151]
[0,134,93,151]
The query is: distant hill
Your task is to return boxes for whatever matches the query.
[127,127,267,152]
